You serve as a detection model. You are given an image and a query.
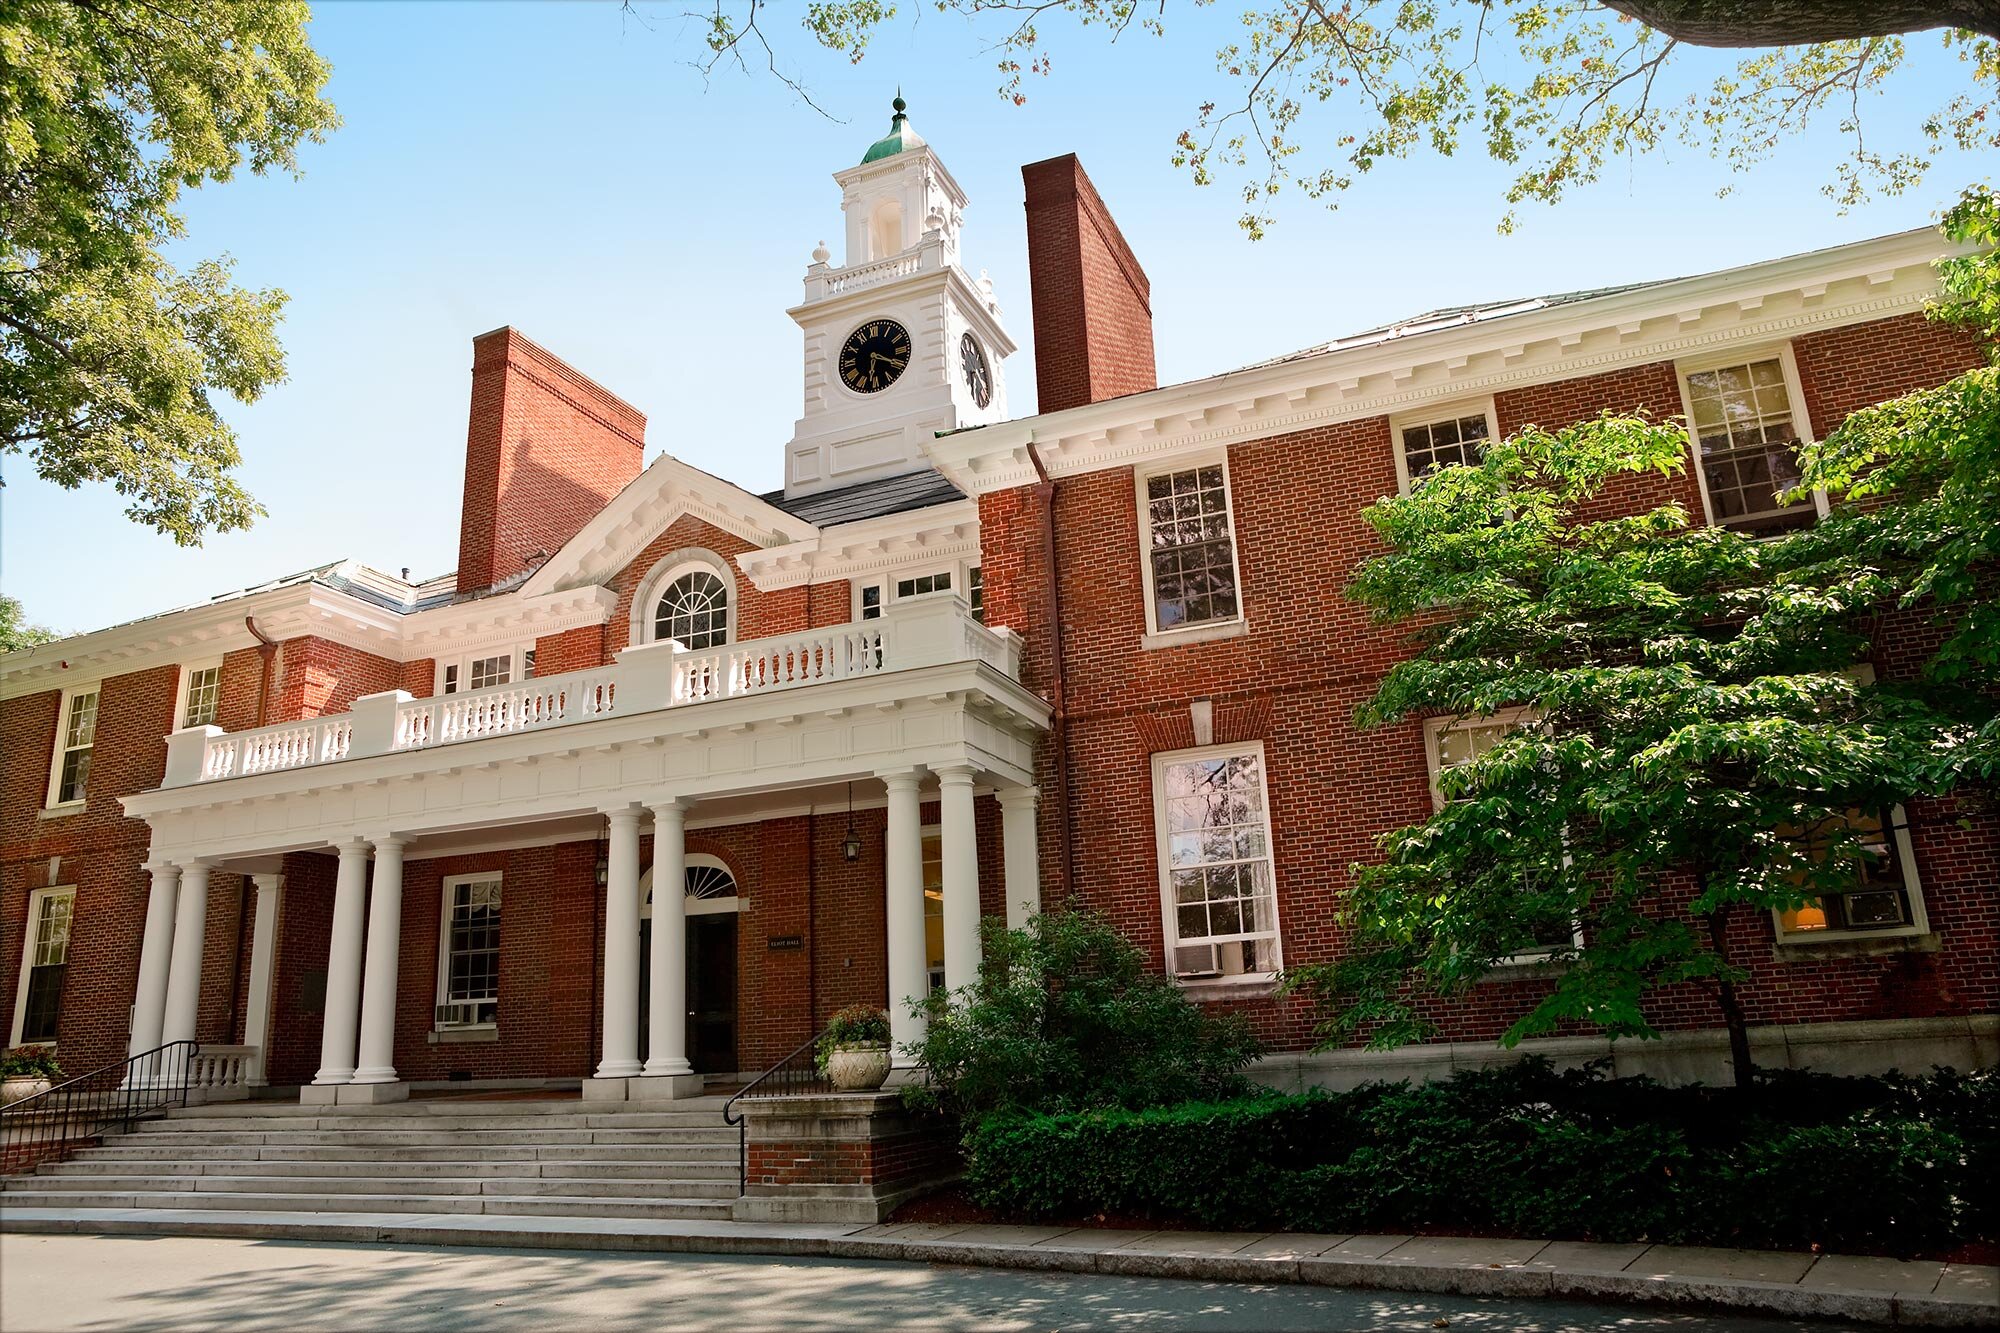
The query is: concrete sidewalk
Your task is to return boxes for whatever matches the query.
[2,1205,1994,1328]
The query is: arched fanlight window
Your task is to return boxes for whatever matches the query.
[685,863,736,901]
[654,571,728,649]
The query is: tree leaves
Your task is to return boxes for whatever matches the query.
[0,0,336,544]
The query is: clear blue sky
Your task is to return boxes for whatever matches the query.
[5,2,1989,637]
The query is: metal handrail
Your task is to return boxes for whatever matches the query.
[1,1040,200,1178]
[722,1023,838,1193]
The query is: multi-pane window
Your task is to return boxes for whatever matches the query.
[1143,464,1240,632]
[1154,747,1281,981]
[13,887,73,1045]
[437,876,501,1026]
[1401,412,1490,482]
[858,583,885,621]
[1778,807,1920,936]
[655,571,729,648]
[1429,715,1573,953]
[467,654,511,691]
[895,571,952,599]
[50,689,98,806]
[181,665,221,728]
[1684,359,1815,535]
[967,566,984,624]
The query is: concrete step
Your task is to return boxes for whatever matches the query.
[159,1098,729,1119]
[151,1112,730,1133]
[0,1189,735,1221]
[103,1127,738,1148]
[45,1157,739,1181]
[71,1142,736,1164]
[12,1173,741,1200]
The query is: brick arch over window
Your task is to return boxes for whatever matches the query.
[629,548,734,650]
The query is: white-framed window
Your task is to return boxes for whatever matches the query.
[45,686,100,809]
[1676,346,1826,537]
[1136,455,1244,639]
[632,550,735,650]
[10,886,75,1047]
[176,659,223,730]
[435,874,501,1027]
[1773,806,1929,941]
[1390,398,1498,494]
[854,561,981,623]
[1152,743,1282,983]
[1424,710,1578,958]
[435,645,532,696]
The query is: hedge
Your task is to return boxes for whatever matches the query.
[961,1060,1996,1255]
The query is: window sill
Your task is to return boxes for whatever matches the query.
[428,1024,500,1045]
[1480,952,1569,980]
[1774,930,1939,961]
[1174,974,1278,1001]
[1141,619,1249,653]
[37,803,84,821]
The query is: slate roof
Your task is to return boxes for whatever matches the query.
[760,467,968,526]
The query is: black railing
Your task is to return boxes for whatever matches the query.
[0,1041,200,1178]
[722,1023,837,1192]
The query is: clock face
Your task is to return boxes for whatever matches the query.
[960,332,992,409]
[838,319,912,394]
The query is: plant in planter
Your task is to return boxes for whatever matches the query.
[1,1047,63,1106]
[816,1004,893,1092]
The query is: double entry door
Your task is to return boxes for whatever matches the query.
[638,914,738,1074]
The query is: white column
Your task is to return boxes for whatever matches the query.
[314,840,371,1085]
[352,836,408,1084]
[598,806,645,1079]
[882,769,927,1064]
[243,874,283,1086]
[937,764,983,994]
[128,861,180,1062]
[159,859,211,1047]
[998,786,1041,932]
[644,800,693,1077]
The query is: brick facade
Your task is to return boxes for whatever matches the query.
[1022,154,1157,413]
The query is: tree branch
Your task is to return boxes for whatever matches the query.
[1600,0,2000,44]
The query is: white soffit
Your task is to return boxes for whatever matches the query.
[736,500,980,590]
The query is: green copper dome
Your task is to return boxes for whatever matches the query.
[860,92,925,164]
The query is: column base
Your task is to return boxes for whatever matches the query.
[301,1080,408,1105]
[594,1060,644,1079]
[582,1074,706,1102]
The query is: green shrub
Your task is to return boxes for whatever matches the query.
[815,1004,891,1074]
[904,908,1261,1124]
[956,1058,1995,1254]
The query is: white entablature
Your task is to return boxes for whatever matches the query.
[784,95,1017,499]
[923,228,1963,495]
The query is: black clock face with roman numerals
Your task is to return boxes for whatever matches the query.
[960,331,992,408]
[838,319,912,394]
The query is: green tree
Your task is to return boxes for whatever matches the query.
[1,0,338,544]
[673,1,1996,235]
[1280,199,1998,1090]
[0,595,58,652]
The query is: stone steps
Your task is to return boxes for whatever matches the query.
[0,1098,744,1224]
[0,1188,734,1220]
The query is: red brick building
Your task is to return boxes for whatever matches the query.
[3,105,1993,1104]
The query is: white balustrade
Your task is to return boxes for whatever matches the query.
[185,1044,255,1102]
[169,601,1009,788]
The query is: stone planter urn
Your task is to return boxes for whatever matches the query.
[1,1077,52,1107]
[824,1044,891,1092]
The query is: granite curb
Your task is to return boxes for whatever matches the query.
[2,1208,1994,1329]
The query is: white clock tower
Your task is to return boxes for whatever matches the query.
[783,95,1016,497]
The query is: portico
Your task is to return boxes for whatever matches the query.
[117,595,1048,1103]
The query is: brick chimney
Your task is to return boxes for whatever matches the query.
[1021,154,1157,414]
[456,327,646,595]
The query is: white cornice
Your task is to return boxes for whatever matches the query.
[925,229,1965,494]
[736,500,980,591]
[522,453,819,598]
[398,586,616,656]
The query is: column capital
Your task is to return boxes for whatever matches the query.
[603,804,645,828]
[176,857,211,877]
[367,833,410,853]
[143,858,180,878]
[934,762,978,787]
[995,784,1038,810]
[876,765,925,792]
[646,796,694,820]
[331,836,371,857]
[250,872,284,894]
